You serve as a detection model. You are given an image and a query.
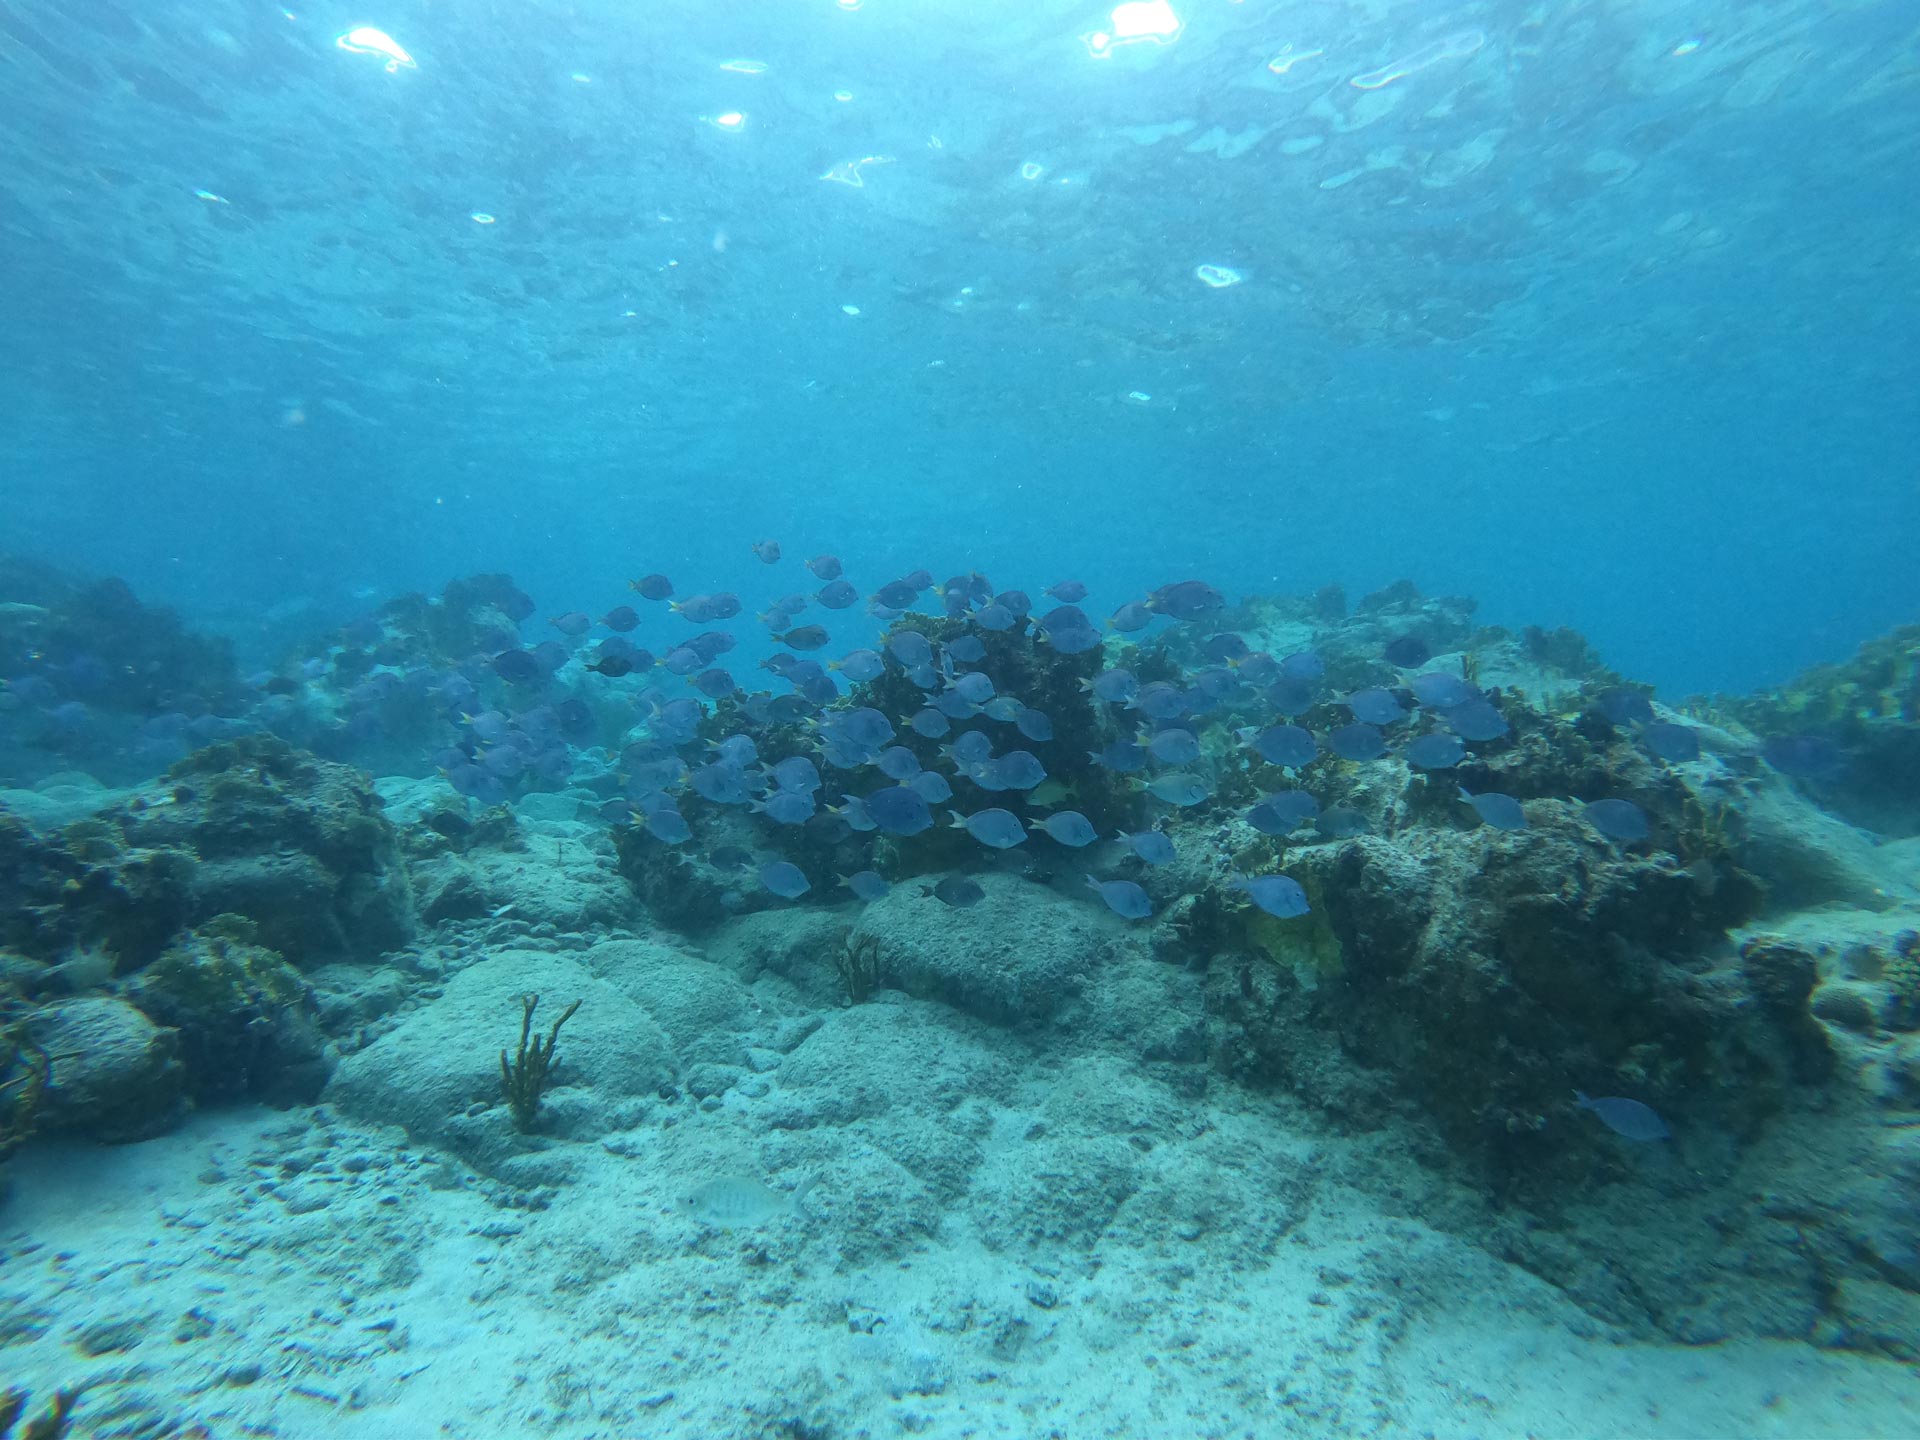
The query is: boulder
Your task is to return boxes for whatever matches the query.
[852,872,1141,1030]
[128,916,332,1107]
[25,995,186,1141]
[327,949,674,1178]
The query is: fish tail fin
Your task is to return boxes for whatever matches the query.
[789,1175,820,1217]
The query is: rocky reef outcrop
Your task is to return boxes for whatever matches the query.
[0,556,248,786]
[0,735,410,1145]
[129,915,333,1107]
[0,556,241,720]
[0,734,412,969]
[1193,817,1807,1182]
[1717,623,1920,836]
[15,994,186,1143]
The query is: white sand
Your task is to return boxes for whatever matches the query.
[5,1087,1916,1437]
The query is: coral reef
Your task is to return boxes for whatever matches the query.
[127,735,415,964]
[358,573,535,672]
[0,557,240,716]
[0,808,196,969]
[255,573,541,774]
[1717,623,1920,834]
[3,553,1915,1401]
[613,825,737,931]
[1202,816,1824,1194]
[597,579,1804,1199]
[0,733,415,1145]
[0,735,413,969]
[128,916,331,1105]
[0,557,247,787]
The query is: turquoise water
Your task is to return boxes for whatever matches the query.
[3,0,1915,691]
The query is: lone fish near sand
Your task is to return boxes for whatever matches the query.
[675,1175,819,1229]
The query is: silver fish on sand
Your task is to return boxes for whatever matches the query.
[676,1175,820,1228]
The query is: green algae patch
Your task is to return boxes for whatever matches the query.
[1241,871,1343,985]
